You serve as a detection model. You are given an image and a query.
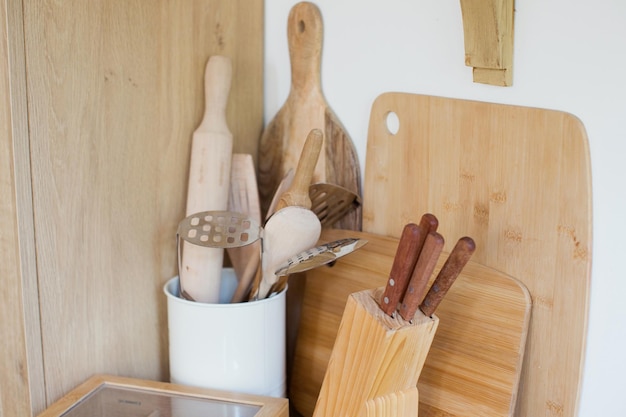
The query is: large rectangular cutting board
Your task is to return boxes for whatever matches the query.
[363,93,592,417]
[290,229,531,417]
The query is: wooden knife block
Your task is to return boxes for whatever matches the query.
[312,287,439,417]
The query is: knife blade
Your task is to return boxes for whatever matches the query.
[419,236,476,317]
[398,231,445,321]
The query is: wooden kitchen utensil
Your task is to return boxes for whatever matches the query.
[397,232,444,321]
[378,223,422,316]
[419,236,476,317]
[269,179,361,228]
[257,1,362,230]
[180,55,233,303]
[274,129,322,212]
[363,92,591,416]
[380,214,439,316]
[251,130,323,299]
[289,229,531,417]
[227,153,262,303]
[309,183,361,228]
[265,169,295,222]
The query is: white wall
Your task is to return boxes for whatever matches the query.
[265,0,626,415]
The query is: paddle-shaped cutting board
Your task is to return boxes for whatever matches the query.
[257,2,361,230]
[290,229,531,417]
[363,93,592,416]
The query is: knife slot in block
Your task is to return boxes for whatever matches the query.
[312,287,439,417]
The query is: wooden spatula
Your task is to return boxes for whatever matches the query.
[309,183,361,228]
[227,153,262,303]
[257,1,362,231]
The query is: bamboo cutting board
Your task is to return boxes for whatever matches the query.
[362,93,592,416]
[290,229,531,417]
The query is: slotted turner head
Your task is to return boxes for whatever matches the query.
[309,183,362,227]
[177,210,262,248]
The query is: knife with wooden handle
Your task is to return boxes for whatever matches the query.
[380,214,440,316]
[398,231,445,321]
[419,213,439,237]
[419,236,476,317]
[379,223,422,316]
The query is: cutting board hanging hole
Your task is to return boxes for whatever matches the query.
[386,111,400,135]
[298,19,305,33]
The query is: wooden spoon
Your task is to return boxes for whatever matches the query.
[251,129,323,299]
[180,55,232,303]
[257,1,362,230]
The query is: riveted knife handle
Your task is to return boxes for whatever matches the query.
[420,236,476,317]
[380,223,422,316]
[398,231,445,321]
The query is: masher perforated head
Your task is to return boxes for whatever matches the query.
[177,210,262,248]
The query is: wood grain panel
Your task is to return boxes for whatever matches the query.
[363,93,592,416]
[18,0,263,408]
[1,0,46,414]
[1,2,31,414]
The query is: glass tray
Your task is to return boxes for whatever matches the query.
[37,375,288,417]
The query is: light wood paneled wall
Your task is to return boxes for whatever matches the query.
[1,0,46,415]
[1,1,263,414]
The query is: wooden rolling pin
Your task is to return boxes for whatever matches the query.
[180,55,233,303]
